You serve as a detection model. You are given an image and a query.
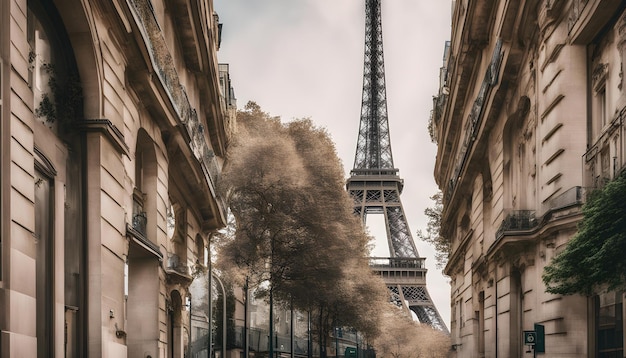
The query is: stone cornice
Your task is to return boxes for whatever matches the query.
[79,119,129,157]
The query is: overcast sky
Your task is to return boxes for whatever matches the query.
[214,0,454,327]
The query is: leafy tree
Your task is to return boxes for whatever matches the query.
[416,191,449,270]
[217,102,387,350]
[543,173,626,295]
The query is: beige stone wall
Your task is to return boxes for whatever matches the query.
[438,1,626,357]
[1,0,229,356]
[7,0,47,354]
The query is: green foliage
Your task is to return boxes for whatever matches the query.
[34,62,83,129]
[543,173,626,295]
[416,191,450,270]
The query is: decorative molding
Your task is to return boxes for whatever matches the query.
[568,0,591,34]
[540,94,565,122]
[542,69,562,94]
[542,122,563,143]
[544,148,565,166]
[448,39,503,196]
[540,43,565,72]
[34,146,57,179]
[542,187,563,204]
[539,0,566,36]
[546,173,563,185]
[79,119,129,156]
[126,223,163,261]
[592,63,608,91]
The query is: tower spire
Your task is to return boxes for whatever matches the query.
[347,0,448,332]
[353,0,393,171]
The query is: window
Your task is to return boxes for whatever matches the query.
[509,270,523,356]
[599,88,607,128]
[593,85,608,140]
[195,234,204,266]
[596,290,624,357]
[458,298,464,330]
[34,168,54,357]
[478,291,485,354]
[28,7,57,132]
[592,62,609,140]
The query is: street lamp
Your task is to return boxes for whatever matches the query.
[213,273,227,358]
[207,237,227,358]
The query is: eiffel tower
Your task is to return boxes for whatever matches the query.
[347,0,447,332]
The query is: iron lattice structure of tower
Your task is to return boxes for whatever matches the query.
[347,0,448,332]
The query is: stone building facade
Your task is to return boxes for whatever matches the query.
[0,0,235,356]
[432,1,626,357]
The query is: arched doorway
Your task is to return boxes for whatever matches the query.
[27,0,86,355]
[169,290,185,358]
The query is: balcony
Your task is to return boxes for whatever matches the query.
[546,186,584,210]
[165,253,192,285]
[127,0,228,222]
[126,210,163,261]
[369,257,425,269]
[369,257,427,284]
[496,210,538,239]
[132,211,147,237]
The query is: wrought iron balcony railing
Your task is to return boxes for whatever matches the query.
[132,211,147,237]
[369,257,426,269]
[446,39,502,201]
[127,0,227,219]
[496,210,538,239]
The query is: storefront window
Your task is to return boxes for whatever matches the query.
[597,290,624,358]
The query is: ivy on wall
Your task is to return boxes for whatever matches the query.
[30,52,83,130]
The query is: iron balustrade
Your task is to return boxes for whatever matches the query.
[127,0,227,219]
[132,211,147,237]
[447,39,503,202]
[547,186,583,210]
[496,210,538,239]
[369,257,426,269]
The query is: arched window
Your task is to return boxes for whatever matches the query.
[28,1,85,356]
[28,0,82,134]
[595,290,624,357]
[133,130,158,244]
[195,234,205,267]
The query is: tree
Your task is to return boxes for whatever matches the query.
[416,191,449,270]
[372,306,450,358]
[543,173,626,295]
[217,102,387,349]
